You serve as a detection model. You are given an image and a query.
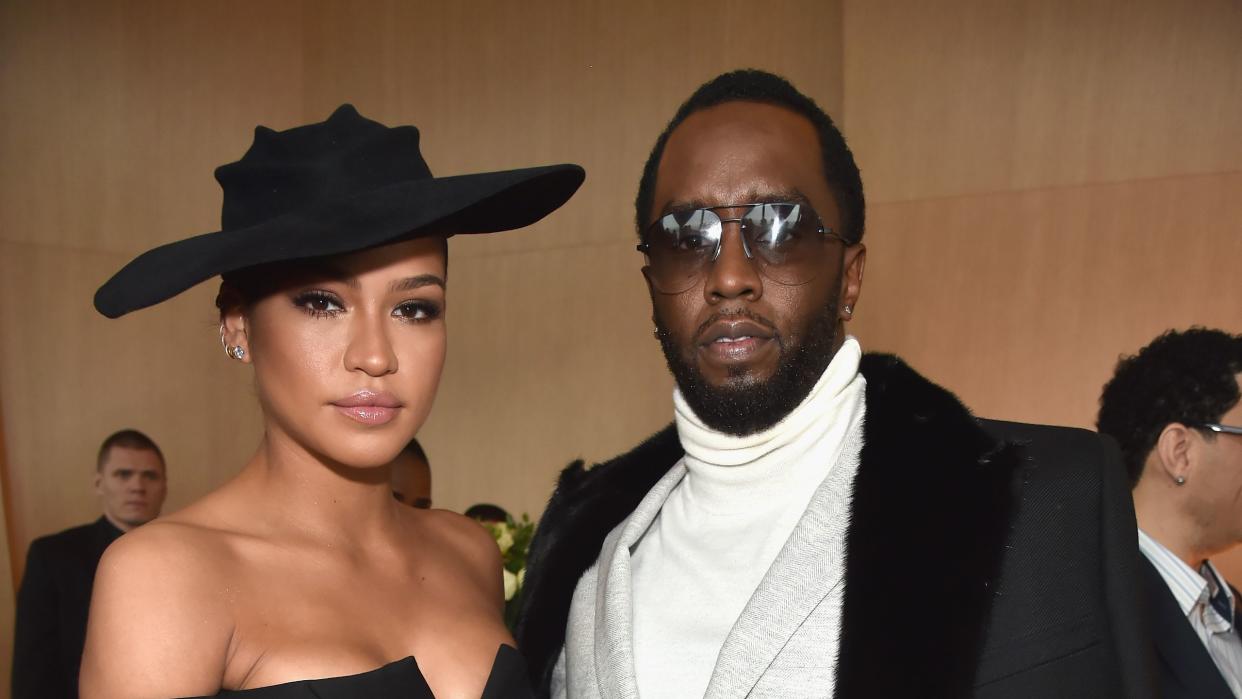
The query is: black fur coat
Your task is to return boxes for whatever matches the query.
[515,353,1151,698]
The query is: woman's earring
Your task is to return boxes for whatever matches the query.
[1175,476,1186,485]
[228,345,246,361]
[843,305,853,317]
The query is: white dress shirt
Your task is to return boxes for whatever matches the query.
[1139,529,1242,697]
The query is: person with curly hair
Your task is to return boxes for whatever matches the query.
[1098,327,1242,699]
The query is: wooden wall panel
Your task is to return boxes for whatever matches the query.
[0,1,308,255]
[424,240,672,516]
[0,405,14,694]
[843,0,1242,202]
[0,241,264,570]
[851,172,1242,429]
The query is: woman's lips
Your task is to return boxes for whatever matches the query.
[334,405,400,425]
[331,390,403,425]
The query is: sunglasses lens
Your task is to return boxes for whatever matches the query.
[741,204,824,285]
[641,203,837,292]
[643,209,721,293]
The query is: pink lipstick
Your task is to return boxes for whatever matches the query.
[331,390,403,426]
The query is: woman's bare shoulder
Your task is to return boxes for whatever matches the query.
[80,512,246,697]
[412,509,503,594]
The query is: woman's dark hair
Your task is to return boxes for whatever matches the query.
[635,69,865,245]
[1097,327,1242,487]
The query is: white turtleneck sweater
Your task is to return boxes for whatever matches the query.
[630,336,866,699]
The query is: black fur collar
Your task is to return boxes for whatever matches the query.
[516,353,1019,697]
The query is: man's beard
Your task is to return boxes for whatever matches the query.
[654,292,841,437]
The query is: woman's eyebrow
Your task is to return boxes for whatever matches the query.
[389,274,445,293]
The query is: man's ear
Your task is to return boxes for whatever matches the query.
[840,243,866,321]
[1154,423,1194,484]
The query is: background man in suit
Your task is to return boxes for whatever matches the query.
[516,69,1152,698]
[1098,327,1242,699]
[12,428,167,699]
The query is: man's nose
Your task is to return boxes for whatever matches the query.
[704,224,762,303]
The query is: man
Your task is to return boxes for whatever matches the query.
[516,70,1151,698]
[390,437,433,509]
[12,428,167,699]
[1098,328,1242,699]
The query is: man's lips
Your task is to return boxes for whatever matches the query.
[331,390,403,425]
[698,319,775,346]
[696,317,778,366]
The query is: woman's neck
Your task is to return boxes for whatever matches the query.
[237,431,407,547]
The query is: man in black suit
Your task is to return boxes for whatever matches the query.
[516,70,1152,698]
[12,428,168,699]
[1099,328,1242,699]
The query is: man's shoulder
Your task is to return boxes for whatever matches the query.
[28,519,109,558]
[539,423,682,544]
[978,418,1119,478]
[553,424,681,500]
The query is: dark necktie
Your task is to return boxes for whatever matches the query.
[1203,563,1235,633]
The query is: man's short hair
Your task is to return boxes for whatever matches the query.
[1097,328,1242,486]
[402,437,428,464]
[465,503,510,523]
[634,69,865,245]
[96,429,164,472]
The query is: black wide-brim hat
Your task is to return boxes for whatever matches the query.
[94,104,585,318]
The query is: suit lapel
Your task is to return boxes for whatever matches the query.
[706,426,860,699]
[1141,557,1235,699]
[591,462,688,699]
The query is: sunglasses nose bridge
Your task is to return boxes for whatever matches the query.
[713,216,755,261]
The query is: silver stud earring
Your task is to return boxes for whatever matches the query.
[843,305,853,316]
[1175,476,1186,485]
[228,345,246,361]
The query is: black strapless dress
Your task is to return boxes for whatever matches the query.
[186,645,532,699]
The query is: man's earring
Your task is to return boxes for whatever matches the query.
[1175,476,1186,485]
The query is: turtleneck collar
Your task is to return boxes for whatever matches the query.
[672,336,866,513]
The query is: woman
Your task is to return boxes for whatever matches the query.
[81,105,583,698]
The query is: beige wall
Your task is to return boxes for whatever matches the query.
[0,0,1239,692]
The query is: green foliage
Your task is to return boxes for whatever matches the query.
[481,513,536,630]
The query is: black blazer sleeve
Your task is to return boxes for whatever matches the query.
[12,540,63,699]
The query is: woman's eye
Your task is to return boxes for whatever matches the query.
[293,291,345,317]
[394,300,441,322]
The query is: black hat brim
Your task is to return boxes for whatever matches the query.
[94,163,584,318]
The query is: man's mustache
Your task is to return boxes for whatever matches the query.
[694,309,782,348]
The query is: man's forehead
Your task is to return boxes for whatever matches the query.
[103,446,163,471]
[652,101,831,218]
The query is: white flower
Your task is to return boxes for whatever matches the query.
[503,568,518,601]
[495,526,514,555]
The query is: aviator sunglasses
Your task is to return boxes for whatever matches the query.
[637,202,848,294]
